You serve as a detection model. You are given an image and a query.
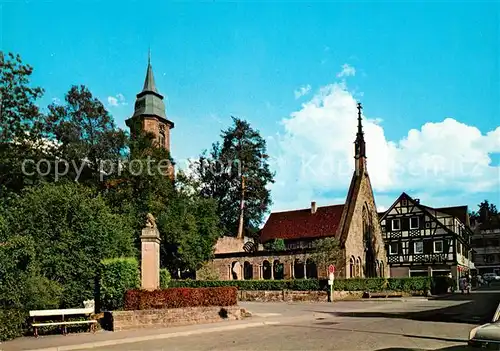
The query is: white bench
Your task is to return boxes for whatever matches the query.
[29,304,97,337]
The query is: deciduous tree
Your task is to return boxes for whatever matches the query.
[310,237,344,276]
[0,52,48,196]
[45,85,127,186]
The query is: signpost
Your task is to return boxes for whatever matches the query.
[328,265,335,302]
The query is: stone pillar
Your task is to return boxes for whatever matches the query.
[427,266,433,277]
[284,261,292,279]
[303,263,307,279]
[253,264,261,280]
[271,263,275,280]
[140,226,161,291]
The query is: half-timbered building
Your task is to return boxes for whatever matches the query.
[378,193,475,280]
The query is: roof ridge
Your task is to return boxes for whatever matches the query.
[270,203,344,214]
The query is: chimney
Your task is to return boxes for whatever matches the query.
[311,201,317,214]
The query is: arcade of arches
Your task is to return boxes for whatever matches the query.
[210,254,386,280]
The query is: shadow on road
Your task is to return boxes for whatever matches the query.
[319,290,500,325]
[277,323,469,345]
[375,347,472,351]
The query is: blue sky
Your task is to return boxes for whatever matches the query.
[2,1,499,214]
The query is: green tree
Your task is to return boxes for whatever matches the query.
[264,238,286,251]
[470,200,499,225]
[310,237,343,276]
[103,117,175,237]
[2,182,136,307]
[45,85,127,186]
[0,52,48,197]
[191,117,274,238]
[157,176,221,276]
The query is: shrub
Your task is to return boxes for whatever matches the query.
[169,277,433,293]
[160,269,171,288]
[3,183,136,308]
[0,309,27,341]
[124,287,237,310]
[0,235,63,341]
[169,279,323,291]
[196,262,220,281]
[100,258,140,311]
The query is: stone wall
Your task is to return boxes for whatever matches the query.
[390,266,410,278]
[112,306,243,331]
[238,290,364,302]
[214,237,246,254]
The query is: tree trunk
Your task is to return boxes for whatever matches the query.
[237,175,245,239]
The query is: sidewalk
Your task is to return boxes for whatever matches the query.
[0,318,278,351]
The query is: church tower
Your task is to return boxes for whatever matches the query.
[126,53,175,155]
[337,102,389,278]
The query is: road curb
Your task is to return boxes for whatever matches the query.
[23,321,280,351]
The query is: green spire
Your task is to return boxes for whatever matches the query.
[142,48,157,93]
[131,52,166,119]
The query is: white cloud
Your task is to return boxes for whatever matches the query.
[268,80,500,212]
[51,97,61,105]
[294,85,312,99]
[107,93,127,107]
[107,96,118,106]
[337,63,356,78]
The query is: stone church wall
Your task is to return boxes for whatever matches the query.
[343,173,389,278]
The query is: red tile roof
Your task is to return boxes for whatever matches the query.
[434,206,469,225]
[421,204,469,225]
[259,204,345,243]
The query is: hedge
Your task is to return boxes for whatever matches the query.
[169,277,452,294]
[160,269,171,288]
[124,287,237,310]
[100,258,140,311]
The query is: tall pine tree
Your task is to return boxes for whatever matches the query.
[191,117,274,239]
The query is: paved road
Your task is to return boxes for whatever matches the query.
[94,288,500,351]
[4,287,498,351]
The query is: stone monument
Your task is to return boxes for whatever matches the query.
[140,213,161,290]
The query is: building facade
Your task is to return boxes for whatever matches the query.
[206,103,389,280]
[471,222,500,275]
[379,193,474,281]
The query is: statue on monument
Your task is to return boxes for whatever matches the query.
[145,212,157,229]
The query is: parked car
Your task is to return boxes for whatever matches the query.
[468,302,500,349]
[483,273,500,282]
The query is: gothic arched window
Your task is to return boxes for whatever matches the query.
[362,206,372,249]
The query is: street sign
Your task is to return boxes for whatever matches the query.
[328,265,335,274]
